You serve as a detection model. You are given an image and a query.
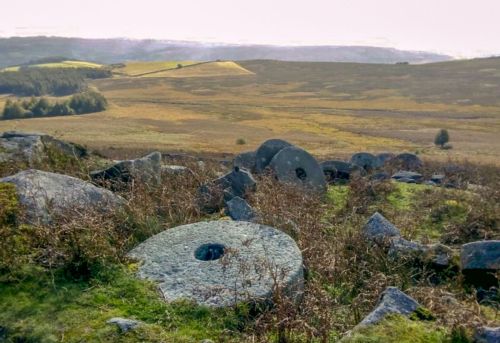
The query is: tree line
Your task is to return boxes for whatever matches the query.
[1,91,108,120]
[0,68,111,96]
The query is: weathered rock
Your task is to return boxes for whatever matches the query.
[376,152,395,166]
[430,174,445,184]
[269,146,326,193]
[359,287,420,326]
[320,160,365,183]
[0,131,87,165]
[392,171,423,183]
[255,139,293,173]
[350,152,381,171]
[389,238,453,268]
[106,317,142,333]
[363,212,401,244]
[394,153,423,170]
[0,169,123,224]
[461,241,500,287]
[91,152,162,186]
[128,221,304,307]
[233,151,257,172]
[474,326,500,343]
[370,172,390,182]
[226,196,256,222]
[161,165,192,176]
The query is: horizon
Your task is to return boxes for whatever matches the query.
[2,0,500,58]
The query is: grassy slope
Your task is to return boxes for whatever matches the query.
[115,61,199,76]
[0,58,499,163]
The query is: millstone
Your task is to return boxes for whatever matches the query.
[127,221,304,307]
[350,152,381,171]
[255,139,293,173]
[269,146,326,193]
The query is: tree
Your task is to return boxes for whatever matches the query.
[434,129,450,148]
[2,99,26,119]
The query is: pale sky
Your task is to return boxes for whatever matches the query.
[2,0,499,57]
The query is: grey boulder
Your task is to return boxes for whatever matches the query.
[161,165,192,176]
[226,196,256,222]
[350,152,381,171]
[128,221,304,307]
[461,241,500,287]
[0,131,86,165]
[359,287,420,326]
[269,146,326,193]
[91,152,162,186]
[106,317,142,333]
[363,212,401,244]
[376,152,395,166]
[392,171,423,183]
[0,169,123,224]
[233,151,257,172]
[255,139,293,173]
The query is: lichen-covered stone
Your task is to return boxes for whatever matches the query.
[91,151,162,186]
[226,196,256,221]
[233,151,257,172]
[128,221,304,307]
[106,317,142,333]
[0,169,123,224]
[359,287,420,326]
[0,131,86,166]
[363,212,401,243]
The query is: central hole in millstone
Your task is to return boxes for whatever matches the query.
[295,167,307,181]
[194,243,226,261]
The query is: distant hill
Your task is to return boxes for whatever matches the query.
[0,36,452,68]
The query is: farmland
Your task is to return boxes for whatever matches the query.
[0,58,499,163]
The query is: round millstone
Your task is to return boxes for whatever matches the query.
[255,139,293,173]
[127,221,304,307]
[269,146,326,193]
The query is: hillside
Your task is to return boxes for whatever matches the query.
[0,36,452,68]
[0,58,499,164]
[1,60,104,72]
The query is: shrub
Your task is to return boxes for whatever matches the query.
[435,129,450,148]
[236,138,247,145]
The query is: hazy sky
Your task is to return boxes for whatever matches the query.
[2,0,499,57]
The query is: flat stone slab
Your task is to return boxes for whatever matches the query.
[128,221,304,307]
[461,240,500,270]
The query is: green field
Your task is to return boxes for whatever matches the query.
[1,60,104,72]
[0,58,499,163]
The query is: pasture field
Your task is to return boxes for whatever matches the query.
[1,58,499,163]
[113,61,199,76]
[0,60,104,72]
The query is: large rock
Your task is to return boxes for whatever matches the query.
[128,221,304,307]
[474,326,500,343]
[197,167,257,213]
[350,152,381,171]
[359,287,420,326]
[389,238,453,268]
[255,139,293,173]
[91,152,162,186]
[225,196,256,222]
[320,160,365,183]
[393,153,423,170]
[233,151,257,172]
[269,146,326,193]
[461,241,500,287]
[0,169,123,224]
[106,317,142,333]
[392,171,423,183]
[0,131,87,165]
[363,212,401,244]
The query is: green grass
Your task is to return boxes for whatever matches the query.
[0,266,245,342]
[345,315,450,343]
